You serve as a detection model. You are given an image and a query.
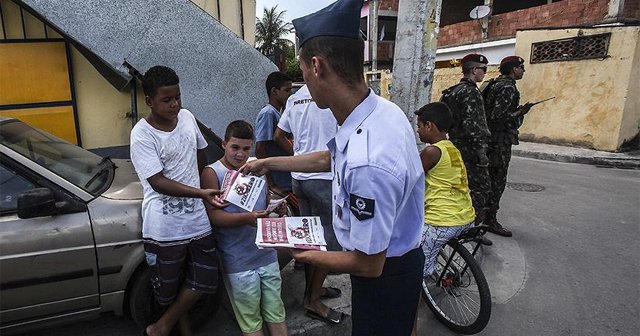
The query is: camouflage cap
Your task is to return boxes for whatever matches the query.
[461,53,489,68]
[501,56,525,66]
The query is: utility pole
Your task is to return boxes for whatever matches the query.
[368,0,380,94]
[370,0,379,71]
[482,0,493,40]
[390,0,442,146]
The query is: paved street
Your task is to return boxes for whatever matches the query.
[33,156,640,335]
[417,156,640,335]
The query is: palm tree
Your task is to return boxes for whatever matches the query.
[255,5,293,57]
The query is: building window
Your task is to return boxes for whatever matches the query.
[530,33,611,63]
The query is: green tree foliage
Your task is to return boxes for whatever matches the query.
[255,5,293,56]
[284,44,303,82]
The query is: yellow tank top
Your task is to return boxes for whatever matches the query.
[424,140,476,226]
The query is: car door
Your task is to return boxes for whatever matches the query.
[0,157,99,327]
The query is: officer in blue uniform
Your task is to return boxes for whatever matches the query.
[240,1,425,334]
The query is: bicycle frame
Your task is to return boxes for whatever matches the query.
[434,225,488,285]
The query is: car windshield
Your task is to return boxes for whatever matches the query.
[0,119,112,195]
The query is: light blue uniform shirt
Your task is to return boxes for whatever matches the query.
[327,90,425,257]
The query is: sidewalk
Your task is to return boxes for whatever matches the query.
[512,141,640,169]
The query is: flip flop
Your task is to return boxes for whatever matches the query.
[320,287,342,299]
[306,308,344,324]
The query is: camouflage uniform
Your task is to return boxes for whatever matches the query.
[483,75,524,222]
[441,78,492,222]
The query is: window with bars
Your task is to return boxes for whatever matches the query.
[530,33,611,64]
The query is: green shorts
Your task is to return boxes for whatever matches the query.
[223,261,286,333]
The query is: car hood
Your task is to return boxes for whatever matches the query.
[101,159,143,200]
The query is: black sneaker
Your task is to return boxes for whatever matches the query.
[486,222,513,237]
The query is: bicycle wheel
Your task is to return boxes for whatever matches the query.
[421,241,491,334]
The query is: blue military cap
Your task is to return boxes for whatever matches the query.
[292,0,364,47]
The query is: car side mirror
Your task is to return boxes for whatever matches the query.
[17,188,57,219]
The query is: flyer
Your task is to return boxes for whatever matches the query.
[255,216,327,251]
[220,170,266,212]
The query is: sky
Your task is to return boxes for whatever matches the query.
[255,0,337,41]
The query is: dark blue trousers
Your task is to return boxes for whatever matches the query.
[350,247,425,336]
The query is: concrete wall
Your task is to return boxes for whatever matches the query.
[618,31,640,148]
[515,27,640,151]
[70,47,148,149]
[426,26,640,151]
[1,0,256,150]
[438,0,611,48]
[192,0,256,46]
[429,66,501,102]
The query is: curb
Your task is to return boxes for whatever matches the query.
[511,149,640,169]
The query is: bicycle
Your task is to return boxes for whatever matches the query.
[421,225,492,334]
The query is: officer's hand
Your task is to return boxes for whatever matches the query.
[289,248,313,261]
[476,149,490,167]
[239,159,269,176]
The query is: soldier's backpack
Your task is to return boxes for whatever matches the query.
[479,78,498,103]
[439,82,467,128]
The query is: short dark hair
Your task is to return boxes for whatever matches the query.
[265,71,292,97]
[415,102,453,132]
[224,120,254,141]
[142,65,179,97]
[499,62,519,75]
[299,36,364,88]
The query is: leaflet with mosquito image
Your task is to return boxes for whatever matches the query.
[220,170,266,212]
[255,216,327,251]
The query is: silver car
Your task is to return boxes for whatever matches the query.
[0,117,223,334]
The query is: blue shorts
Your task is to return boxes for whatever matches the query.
[223,261,286,333]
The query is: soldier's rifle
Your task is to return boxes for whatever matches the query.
[510,96,555,117]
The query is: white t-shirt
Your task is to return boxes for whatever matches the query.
[277,85,337,181]
[130,109,211,241]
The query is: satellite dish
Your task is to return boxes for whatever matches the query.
[470,5,491,20]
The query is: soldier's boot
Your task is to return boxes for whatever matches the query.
[484,213,513,237]
[474,212,493,246]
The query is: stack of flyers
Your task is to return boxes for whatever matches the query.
[220,170,266,212]
[255,216,327,251]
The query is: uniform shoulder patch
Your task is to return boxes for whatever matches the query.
[349,194,375,221]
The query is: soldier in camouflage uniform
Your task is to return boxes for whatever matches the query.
[440,54,492,228]
[482,56,531,237]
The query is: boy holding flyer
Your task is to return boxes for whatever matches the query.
[200,120,288,336]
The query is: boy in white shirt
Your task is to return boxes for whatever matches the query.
[130,65,225,336]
